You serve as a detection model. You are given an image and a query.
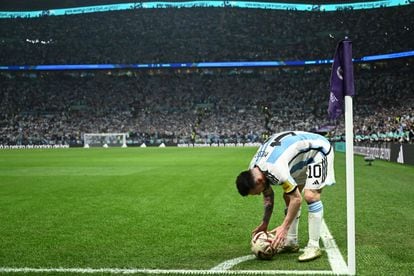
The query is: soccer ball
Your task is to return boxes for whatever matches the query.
[251,231,276,260]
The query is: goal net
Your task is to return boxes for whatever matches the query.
[83,133,128,148]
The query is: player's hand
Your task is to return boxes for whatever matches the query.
[269,225,288,249]
[251,223,268,237]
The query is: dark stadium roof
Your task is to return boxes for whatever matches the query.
[0,0,378,11]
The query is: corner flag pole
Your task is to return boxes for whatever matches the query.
[328,38,356,275]
[345,95,356,276]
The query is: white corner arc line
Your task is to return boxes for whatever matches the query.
[210,255,256,271]
[321,219,349,275]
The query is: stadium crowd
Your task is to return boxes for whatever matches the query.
[1,60,413,146]
[0,4,413,146]
[0,5,412,64]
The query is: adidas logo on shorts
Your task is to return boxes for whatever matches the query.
[312,180,320,185]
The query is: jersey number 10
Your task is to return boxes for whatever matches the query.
[307,163,322,178]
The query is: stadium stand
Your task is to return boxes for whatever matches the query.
[0,3,413,146]
[0,5,412,64]
[0,59,412,146]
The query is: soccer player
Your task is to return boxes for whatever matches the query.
[235,131,335,262]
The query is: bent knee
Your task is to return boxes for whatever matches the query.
[303,189,321,203]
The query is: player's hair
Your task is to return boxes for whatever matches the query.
[236,170,255,196]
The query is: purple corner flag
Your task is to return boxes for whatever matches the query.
[328,39,355,120]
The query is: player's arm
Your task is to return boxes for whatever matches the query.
[270,180,302,249]
[252,185,274,236]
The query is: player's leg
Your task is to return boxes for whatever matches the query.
[278,185,304,253]
[298,151,333,262]
[299,149,335,261]
[298,188,323,261]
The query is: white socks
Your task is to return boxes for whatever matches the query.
[307,201,323,248]
[285,201,324,248]
[286,207,301,245]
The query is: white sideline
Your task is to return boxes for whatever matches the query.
[0,268,335,275]
[320,220,349,275]
[0,220,348,275]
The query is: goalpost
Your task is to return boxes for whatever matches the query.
[83,133,128,148]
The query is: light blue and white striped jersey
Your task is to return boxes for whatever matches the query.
[249,131,333,190]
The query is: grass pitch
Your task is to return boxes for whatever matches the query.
[0,147,413,275]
